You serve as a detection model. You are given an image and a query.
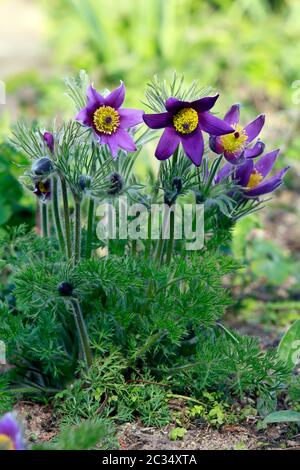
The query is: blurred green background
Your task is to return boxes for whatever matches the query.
[0,0,300,325]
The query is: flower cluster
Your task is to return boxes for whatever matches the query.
[74,79,288,200]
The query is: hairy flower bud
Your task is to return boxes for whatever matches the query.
[172,176,183,193]
[32,157,53,176]
[58,282,74,297]
[79,175,93,191]
[107,172,123,195]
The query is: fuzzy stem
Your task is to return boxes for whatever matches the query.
[60,177,72,259]
[155,205,170,265]
[131,239,137,256]
[165,209,175,264]
[86,196,95,258]
[52,175,65,253]
[41,203,48,238]
[70,298,92,367]
[144,210,152,259]
[74,199,81,264]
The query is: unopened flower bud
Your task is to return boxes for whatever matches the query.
[107,172,123,195]
[172,176,183,193]
[32,157,53,176]
[58,282,73,297]
[79,175,93,191]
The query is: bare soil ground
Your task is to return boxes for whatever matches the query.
[15,400,300,451]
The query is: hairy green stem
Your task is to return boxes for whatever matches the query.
[86,196,95,258]
[70,298,92,367]
[52,175,65,253]
[60,177,72,259]
[165,209,175,264]
[74,199,81,264]
[41,203,48,237]
[144,211,152,259]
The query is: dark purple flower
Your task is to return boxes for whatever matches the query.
[143,95,234,166]
[209,104,265,165]
[215,149,289,197]
[76,82,143,158]
[0,413,25,450]
[43,131,54,153]
[33,178,51,201]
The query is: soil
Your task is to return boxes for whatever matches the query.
[14,400,300,451]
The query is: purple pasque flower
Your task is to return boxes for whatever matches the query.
[43,131,54,153]
[143,95,234,166]
[76,82,143,158]
[215,149,289,197]
[209,104,265,165]
[33,178,51,201]
[0,413,25,450]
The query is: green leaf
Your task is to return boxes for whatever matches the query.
[278,319,300,371]
[262,410,300,426]
[169,427,187,441]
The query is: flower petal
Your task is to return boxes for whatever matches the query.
[165,97,189,113]
[119,108,144,129]
[224,104,240,125]
[244,140,265,158]
[245,167,289,197]
[143,112,172,129]
[181,127,204,166]
[76,107,94,126]
[254,149,280,178]
[155,127,180,160]
[215,162,233,184]
[198,112,234,136]
[223,150,246,166]
[87,85,105,108]
[191,95,219,113]
[244,114,265,142]
[115,128,137,152]
[209,135,223,154]
[43,132,54,153]
[104,81,125,109]
[235,159,254,187]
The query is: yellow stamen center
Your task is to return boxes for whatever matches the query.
[173,107,198,134]
[38,181,49,193]
[247,169,263,189]
[93,106,120,134]
[0,434,15,450]
[220,123,247,154]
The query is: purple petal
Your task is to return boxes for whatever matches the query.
[235,159,254,187]
[119,108,144,129]
[115,128,137,152]
[191,95,219,113]
[0,413,25,450]
[244,114,265,142]
[155,127,180,160]
[245,167,289,197]
[215,162,233,184]
[104,81,125,109]
[76,107,94,126]
[223,150,246,166]
[198,112,234,136]
[86,85,105,108]
[180,127,204,166]
[143,112,172,129]
[209,135,223,154]
[43,132,54,153]
[254,149,280,178]
[244,140,265,158]
[101,134,119,158]
[165,97,189,113]
[224,104,240,125]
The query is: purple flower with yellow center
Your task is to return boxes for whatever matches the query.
[76,82,143,158]
[33,179,51,201]
[143,95,234,166]
[209,104,265,165]
[215,149,289,197]
[0,413,25,450]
